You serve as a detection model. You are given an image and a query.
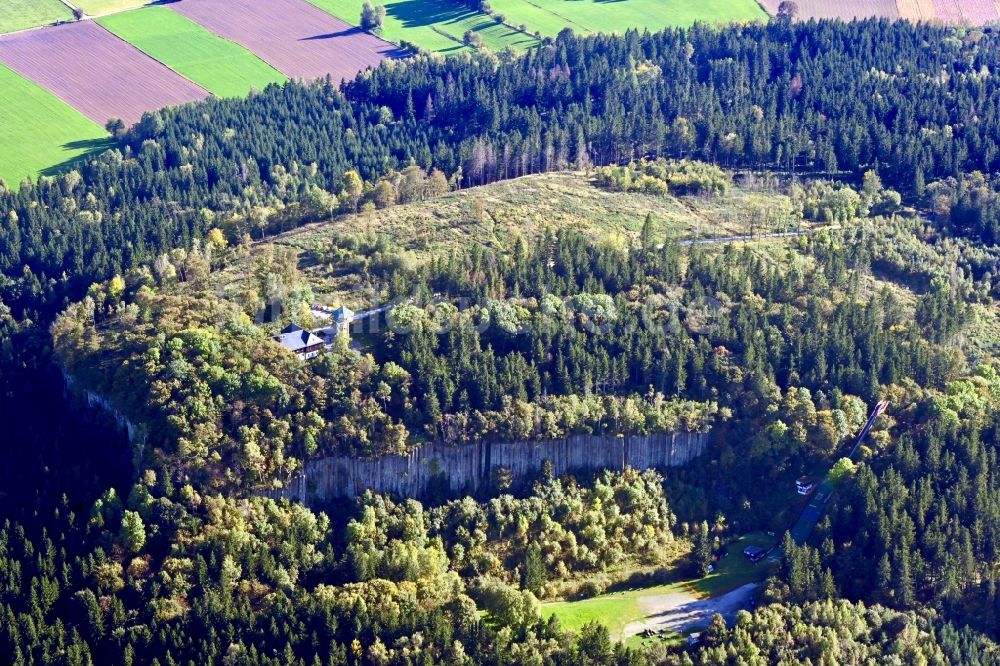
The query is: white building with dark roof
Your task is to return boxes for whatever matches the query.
[274,324,325,360]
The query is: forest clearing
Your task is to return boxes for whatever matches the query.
[542,534,776,643]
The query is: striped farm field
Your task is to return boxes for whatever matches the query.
[0,21,208,125]
[487,0,766,35]
[761,0,1000,23]
[930,0,1000,23]
[896,0,937,20]
[931,0,967,20]
[98,7,286,98]
[169,0,407,82]
[0,63,110,187]
[0,0,73,34]
[306,0,538,52]
[760,0,899,19]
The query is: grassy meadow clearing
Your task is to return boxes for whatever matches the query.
[542,533,777,642]
[211,170,764,307]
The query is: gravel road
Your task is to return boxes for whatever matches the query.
[622,582,759,638]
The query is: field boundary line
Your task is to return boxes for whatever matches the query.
[430,26,466,47]
[97,8,286,96]
[92,18,211,98]
[516,0,593,33]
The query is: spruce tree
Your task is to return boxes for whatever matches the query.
[523,542,546,595]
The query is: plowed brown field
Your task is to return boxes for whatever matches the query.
[763,0,1000,23]
[897,0,937,21]
[760,0,898,20]
[170,0,406,83]
[0,21,207,125]
[931,0,999,22]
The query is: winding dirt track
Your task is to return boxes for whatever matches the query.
[169,0,407,83]
[0,20,208,125]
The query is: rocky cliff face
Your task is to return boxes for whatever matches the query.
[270,430,710,504]
[63,372,148,473]
[63,372,710,505]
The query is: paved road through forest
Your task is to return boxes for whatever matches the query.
[787,400,888,545]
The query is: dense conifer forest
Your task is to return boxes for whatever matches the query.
[7,17,1000,665]
[7,19,1000,321]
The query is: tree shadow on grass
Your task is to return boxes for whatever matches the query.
[39,136,115,178]
[386,0,482,29]
[299,26,412,58]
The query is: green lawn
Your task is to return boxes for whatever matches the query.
[74,0,150,15]
[0,63,111,188]
[98,7,286,98]
[304,0,538,53]
[0,0,74,34]
[690,532,776,597]
[542,533,776,641]
[489,0,766,36]
[543,595,640,638]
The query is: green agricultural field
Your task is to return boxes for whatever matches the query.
[305,0,537,52]
[0,0,74,34]
[489,0,766,36]
[73,0,149,16]
[0,63,111,187]
[98,7,286,98]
